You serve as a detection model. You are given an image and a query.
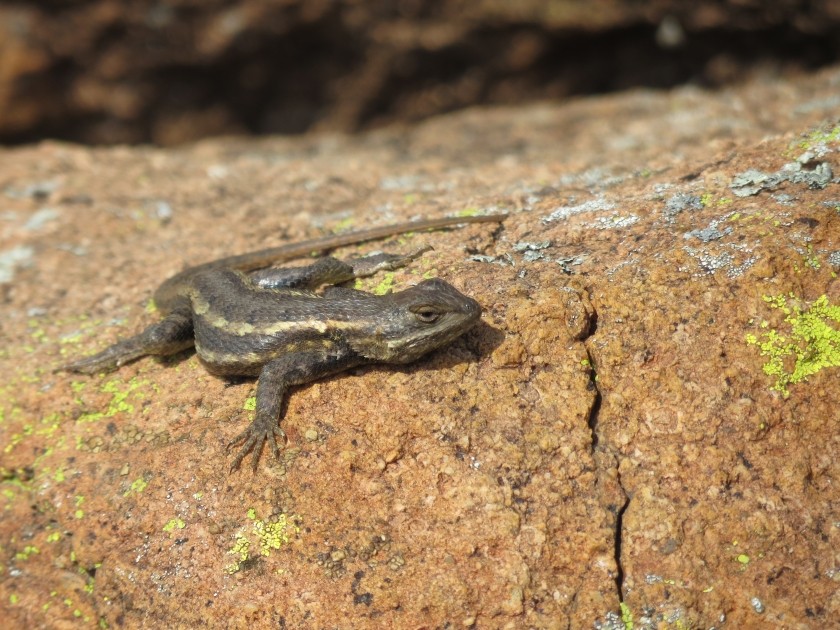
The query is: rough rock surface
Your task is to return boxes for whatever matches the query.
[2,0,839,145]
[2,65,840,627]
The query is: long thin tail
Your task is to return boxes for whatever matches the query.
[154,214,506,312]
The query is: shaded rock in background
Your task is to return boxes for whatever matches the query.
[1,0,840,145]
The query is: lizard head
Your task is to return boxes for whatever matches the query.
[350,278,482,363]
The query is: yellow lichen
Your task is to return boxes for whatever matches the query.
[162,517,185,533]
[123,477,149,497]
[14,545,39,561]
[619,602,634,629]
[746,294,840,396]
[370,272,396,296]
[797,124,840,150]
[76,377,153,424]
[224,509,299,574]
[225,532,251,574]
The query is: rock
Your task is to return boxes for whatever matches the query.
[2,62,840,628]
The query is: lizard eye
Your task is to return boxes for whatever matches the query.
[411,305,442,324]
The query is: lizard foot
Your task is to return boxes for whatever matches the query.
[227,416,286,472]
[350,246,433,277]
[58,341,142,374]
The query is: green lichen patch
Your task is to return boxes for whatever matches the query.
[225,533,250,574]
[123,476,149,497]
[55,316,106,348]
[456,206,482,217]
[224,509,300,574]
[798,244,822,272]
[331,217,356,233]
[253,514,295,557]
[619,602,634,630]
[74,495,85,519]
[76,377,155,424]
[797,124,840,151]
[371,272,396,296]
[354,270,401,295]
[14,545,40,561]
[746,294,840,396]
[162,517,185,533]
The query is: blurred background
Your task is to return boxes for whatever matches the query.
[2,0,839,146]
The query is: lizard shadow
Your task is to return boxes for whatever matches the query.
[351,318,505,379]
[156,348,197,370]
[157,320,505,466]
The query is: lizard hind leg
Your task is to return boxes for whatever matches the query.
[59,310,194,374]
[347,246,432,278]
[250,246,432,290]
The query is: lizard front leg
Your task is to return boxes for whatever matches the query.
[60,308,194,374]
[227,351,362,472]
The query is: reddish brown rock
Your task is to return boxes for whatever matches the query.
[2,64,840,627]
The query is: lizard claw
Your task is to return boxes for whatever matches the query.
[227,418,286,472]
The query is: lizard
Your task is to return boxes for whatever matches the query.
[60,214,506,471]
